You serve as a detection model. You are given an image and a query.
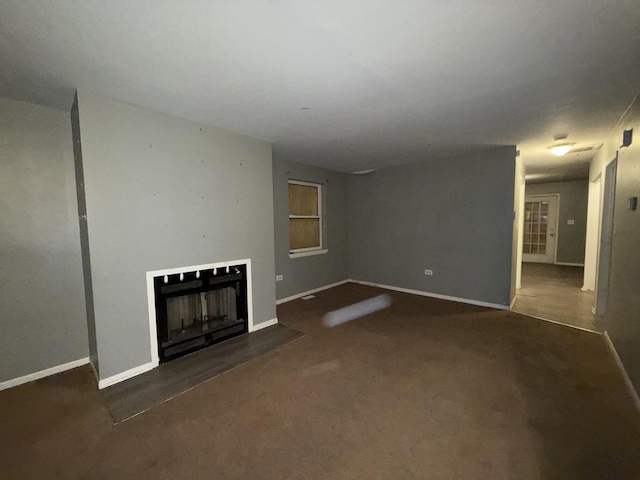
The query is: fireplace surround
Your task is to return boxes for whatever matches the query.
[146,259,255,366]
[154,264,248,362]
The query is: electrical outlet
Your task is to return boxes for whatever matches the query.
[424,269,433,276]
[276,275,283,281]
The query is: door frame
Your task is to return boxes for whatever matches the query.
[522,193,561,264]
[595,156,618,316]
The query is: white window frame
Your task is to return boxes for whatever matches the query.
[288,180,326,257]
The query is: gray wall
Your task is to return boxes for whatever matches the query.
[525,180,588,265]
[0,97,88,382]
[348,146,516,307]
[272,158,349,300]
[604,100,640,391]
[76,92,276,380]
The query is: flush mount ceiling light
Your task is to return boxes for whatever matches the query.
[548,134,575,156]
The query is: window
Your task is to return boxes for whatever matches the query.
[288,180,325,257]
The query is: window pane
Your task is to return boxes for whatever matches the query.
[539,245,546,254]
[523,244,531,254]
[289,218,320,249]
[539,234,547,245]
[289,184,318,216]
[531,245,538,254]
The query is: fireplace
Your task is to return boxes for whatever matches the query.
[153,264,248,362]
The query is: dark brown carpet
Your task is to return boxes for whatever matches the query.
[103,323,303,423]
[1,282,639,479]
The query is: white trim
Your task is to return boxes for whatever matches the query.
[510,295,517,310]
[145,258,254,364]
[603,331,640,415]
[0,357,89,392]
[289,248,328,259]
[252,317,278,331]
[288,179,321,188]
[289,180,323,253]
[98,361,155,390]
[555,262,585,267]
[349,280,510,310]
[276,279,350,305]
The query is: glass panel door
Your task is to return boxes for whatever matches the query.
[522,195,558,264]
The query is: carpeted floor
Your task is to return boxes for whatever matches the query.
[1,282,639,479]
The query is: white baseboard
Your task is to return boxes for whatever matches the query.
[98,361,156,390]
[276,279,349,305]
[349,279,510,310]
[98,317,277,389]
[555,262,585,267]
[0,357,89,392]
[603,331,640,415]
[251,317,278,332]
[510,296,517,310]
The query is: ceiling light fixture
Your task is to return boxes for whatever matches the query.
[548,134,575,156]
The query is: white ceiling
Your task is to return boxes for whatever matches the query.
[1,0,639,176]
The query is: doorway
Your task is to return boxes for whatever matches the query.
[513,185,600,332]
[595,157,618,316]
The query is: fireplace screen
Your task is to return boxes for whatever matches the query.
[155,265,248,362]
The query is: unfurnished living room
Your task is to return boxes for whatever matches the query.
[2,1,640,479]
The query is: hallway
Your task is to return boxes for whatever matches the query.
[513,264,601,332]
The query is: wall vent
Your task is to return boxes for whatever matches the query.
[570,143,603,154]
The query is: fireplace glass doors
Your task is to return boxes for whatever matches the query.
[154,265,248,362]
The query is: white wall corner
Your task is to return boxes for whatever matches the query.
[251,317,278,332]
[98,361,155,390]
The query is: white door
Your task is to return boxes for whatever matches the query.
[522,195,558,264]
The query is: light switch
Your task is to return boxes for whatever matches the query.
[567,219,575,225]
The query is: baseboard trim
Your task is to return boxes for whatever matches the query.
[276,280,349,305]
[251,317,278,332]
[349,279,510,310]
[0,357,90,392]
[98,361,156,390]
[555,262,585,267]
[98,317,278,389]
[510,296,517,310]
[603,331,640,415]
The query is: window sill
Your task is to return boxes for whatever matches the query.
[289,249,328,259]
